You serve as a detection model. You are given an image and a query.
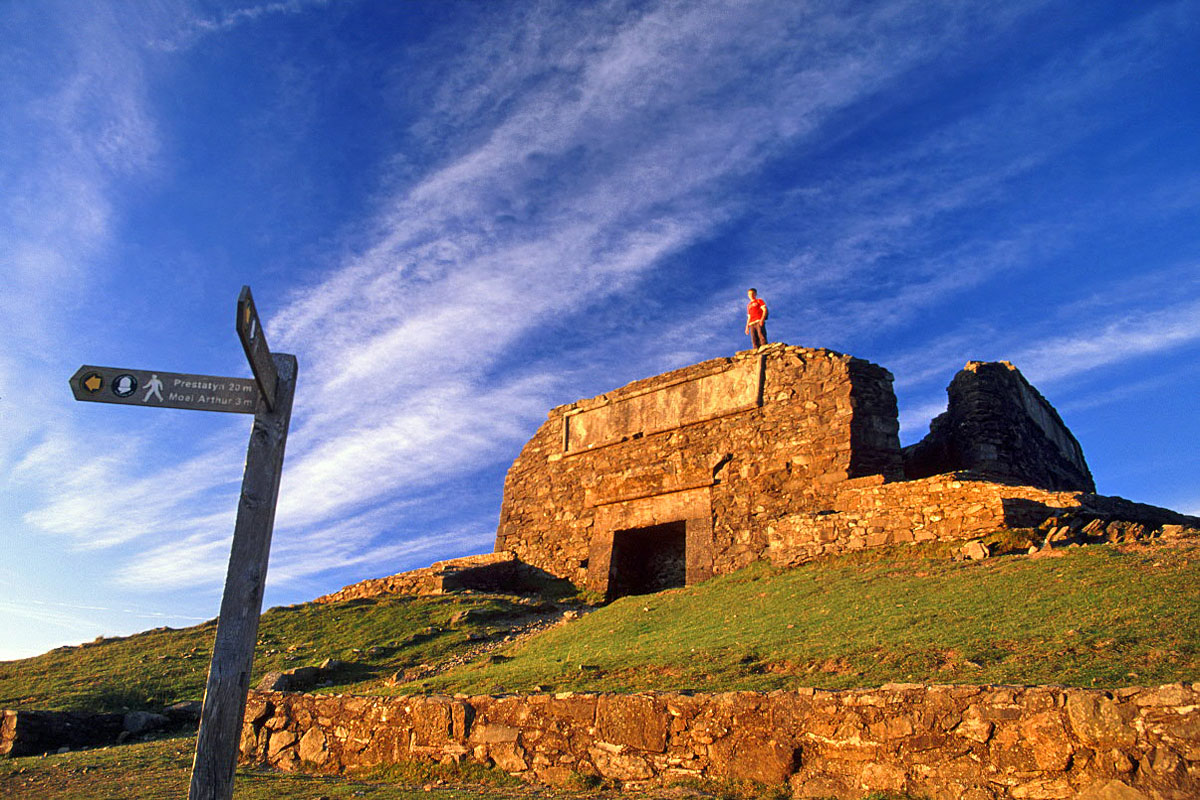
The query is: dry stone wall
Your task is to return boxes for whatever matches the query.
[765,473,1198,567]
[0,706,186,757]
[0,710,123,757]
[315,552,520,604]
[495,345,903,596]
[241,684,1200,799]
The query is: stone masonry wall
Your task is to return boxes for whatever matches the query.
[308,486,1198,605]
[0,706,188,758]
[495,344,902,593]
[904,361,1095,492]
[241,684,1200,799]
[765,473,1199,568]
[314,348,1196,606]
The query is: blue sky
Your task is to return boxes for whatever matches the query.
[2,0,1198,661]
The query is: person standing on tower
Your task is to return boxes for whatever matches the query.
[744,287,768,348]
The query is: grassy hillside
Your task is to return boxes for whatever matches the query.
[2,540,1197,716]
[397,540,1200,695]
[0,593,560,712]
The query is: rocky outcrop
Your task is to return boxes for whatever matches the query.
[904,361,1095,492]
[241,684,1200,799]
[256,658,349,692]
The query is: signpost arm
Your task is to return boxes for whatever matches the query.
[189,352,297,800]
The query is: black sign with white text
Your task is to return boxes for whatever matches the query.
[70,366,259,414]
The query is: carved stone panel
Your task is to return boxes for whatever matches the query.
[565,358,763,453]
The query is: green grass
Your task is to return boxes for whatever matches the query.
[0,593,562,712]
[400,541,1200,695]
[3,541,1198,718]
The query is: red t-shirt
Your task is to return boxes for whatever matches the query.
[747,297,767,323]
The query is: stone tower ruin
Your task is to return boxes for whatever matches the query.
[902,360,1094,492]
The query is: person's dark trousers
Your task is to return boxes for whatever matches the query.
[750,322,768,347]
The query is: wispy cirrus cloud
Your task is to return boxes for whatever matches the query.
[0,3,163,486]
[265,0,1056,535]
[12,0,1111,582]
[885,290,1200,442]
[1013,297,1200,385]
[17,0,1196,605]
[0,5,172,628]
[18,428,245,549]
[1,5,158,312]
[112,500,497,592]
[699,3,1197,361]
[148,0,333,51]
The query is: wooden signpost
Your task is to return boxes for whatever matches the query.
[70,286,297,800]
[236,286,278,411]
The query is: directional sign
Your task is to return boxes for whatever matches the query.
[70,366,259,414]
[236,286,277,411]
[70,286,295,800]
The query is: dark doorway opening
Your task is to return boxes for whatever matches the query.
[607,521,687,600]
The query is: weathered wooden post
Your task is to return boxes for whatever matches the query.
[188,351,294,799]
[69,286,296,800]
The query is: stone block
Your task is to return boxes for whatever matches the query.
[238,721,260,760]
[1018,711,1073,771]
[588,745,653,780]
[709,733,798,783]
[411,700,454,747]
[1132,683,1193,707]
[1010,777,1074,799]
[298,727,329,765]
[1066,691,1135,748]
[791,772,852,798]
[596,694,667,753]
[859,761,907,792]
[954,716,994,744]
[489,741,528,772]
[122,711,169,735]
[267,729,298,758]
[470,723,519,744]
